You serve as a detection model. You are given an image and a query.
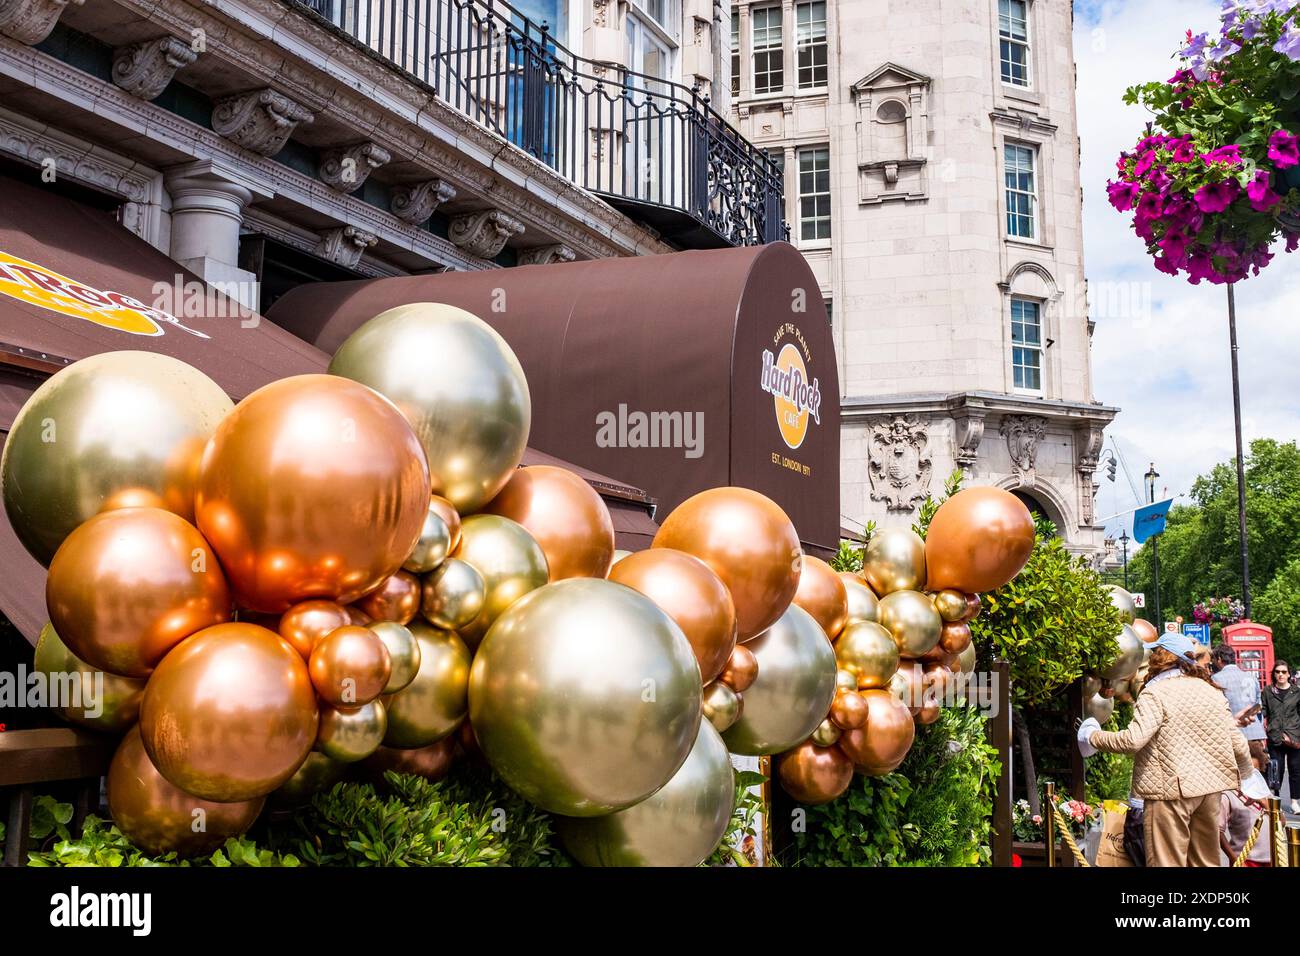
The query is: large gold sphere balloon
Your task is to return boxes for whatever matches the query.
[369,621,422,693]
[840,572,880,624]
[923,487,1035,593]
[382,621,471,748]
[837,689,916,776]
[108,726,264,857]
[403,498,454,574]
[957,641,976,675]
[1107,585,1137,625]
[140,623,318,801]
[793,556,849,638]
[1101,624,1143,681]
[195,374,431,613]
[356,570,421,625]
[309,625,392,708]
[701,680,743,733]
[933,589,968,623]
[328,303,531,512]
[1,351,233,566]
[652,487,802,642]
[278,600,350,659]
[33,622,145,733]
[317,699,387,763]
[834,621,900,690]
[608,548,737,684]
[1132,618,1159,643]
[557,721,733,867]
[360,738,458,782]
[718,643,758,693]
[862,528,927,596]
[469,578,702,816]
[46,507,231,677]
[1087,692,1115,724]
[877,589,943,659]
[452,515,549,647]
[484,465,616,580]
[420,558,486,631]
[779,739,855,804]
[270,751,346,807]
[721,604,837,756]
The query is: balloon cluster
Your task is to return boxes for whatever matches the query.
[1084,585,1156,721]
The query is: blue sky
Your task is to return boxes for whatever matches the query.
[1073,0,1300,534]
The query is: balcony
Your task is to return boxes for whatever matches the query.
[292,0,785,248]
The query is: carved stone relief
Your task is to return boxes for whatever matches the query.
[517,243,576,266]
[212,88,314,156]
[112,36,197,101]
[390,179,456,224]
[1000,415,1047,478]
[316,225,378,268]
[319,141,391,193]
[0,0,83,46]
[868,415,932,513]
[448,209,524,259]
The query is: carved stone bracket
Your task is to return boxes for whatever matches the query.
[111,35,197,101]
[1000,415,1047,482]
[952,412,985,469]
[316,225,377,269]
[868,415,932,513]
[0,0,82,46]
[517,243,576,266]
[319,141,391,193]
[1074,424,1104,475]
[212,88,314,157]
[448,209,524,259]
[390,178,456,225]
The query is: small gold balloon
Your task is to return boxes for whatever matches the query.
[933,589,968,623]
[718,643,759,693]
[403,499,454,574]
[701,680,743,733]
[957,641,976,675]
[420,557,487,631]
[33,622,145,733]
[862,527,927,596]
[309,625,392,708]
[834,621,901,690]
[317,699,387,763]
[811,717,842,747]
[793,556,849,639]
[356,570,422,625]
[278,600,350,659]
[1101,624,1143,681]
[835,668,858,692]
[830,689,869,730]
[877,589,943,659]
[382,621,472,748]
[369,621,422,694]
[839,572,880,625]
[270,752,346,807]
[452,514,549,646]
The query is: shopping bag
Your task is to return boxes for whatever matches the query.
[1094,806,1134,868]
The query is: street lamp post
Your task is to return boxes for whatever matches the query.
[1119,531,1130,591]
[1146,463,1161,627]
[1227,284,1252,618]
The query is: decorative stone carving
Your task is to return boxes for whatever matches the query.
[316,225,378,269]
[212,89,314,157]
[850,63,930,204]
[318,141,391,193]
[111,36,197,101]
[1000,415,1047,476]
[390,178,456,224]
[448,209,524,259]
[952,413,985,469]
[0,0,82,46]
[1074,424,1104,474]
[868,415,932,513]
[517,243,576,266]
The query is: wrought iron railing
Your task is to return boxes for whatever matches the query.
[292,0,785,247]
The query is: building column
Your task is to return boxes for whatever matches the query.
[781,0,795,96]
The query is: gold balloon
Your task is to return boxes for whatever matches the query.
[652,487,802,642]
[721,605,838,756]
[933,589,968,623]
[837,689,916,775]
[403,499,454,574]
[877,589,943,659]
[862,528,927,596]
[278,600,350,659]
[46,507,231,677]
[840,573,880,625]
[140,623,319,801]
[778,740,854,805]
[1101,624,1144,681]
[484,465,616,580]
[793,555,849,638]
[317,699,387,763]
[830,689,869,730]
[309,625,392,708]
[890,660,926,712]
[356,570,422,625]
[108,726,264,857]
[469,578,702,816]
[33,622,145,733]
[360,738,458,782]
[1,351,233,566]
[957,641,976,675]
[1087,692,1115,724]
[608,548,737,684]
[718,643,758,693]
[939,620,973,655]
[557,721,734,867]
[835,668,858,692]
[382,621,471,748]
[420,558,486,631]
[369,621,422,694]
[1107,585,1137,625]
[924,487,1035,593]
[701,679,743,733]
[811,717,842,747]
[1132,617,1159,643]
[834,621,900,690]
[270,751,346,807]
[452,515,549,647]
[328,303,531,512]
[195,374,431,613]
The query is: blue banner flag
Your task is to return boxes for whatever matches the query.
[1133,498,1174,544]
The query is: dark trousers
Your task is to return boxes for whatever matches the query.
[1267,743,1300,798]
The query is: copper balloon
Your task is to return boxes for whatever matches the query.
[964,593,983,622]
[316,699,387,763]
[99,487,168,512]
[837,690,916,775]
[916,692,942,725]
[608,547,737,684]
[356,570,422,625]
[309,625,392,708]
[108,726,264,857]
[1,351,233,566]
[792,555,849,639]
[701,679,743,733]
[344,606,372,627]
[484,465,616,580]
[420,557,486,631]
[194,374,431,613]
[924,487,1035,593]
[452,514,549,647]
[778,740,854,805]
[840,573,880,625]
[382,621,471,748]
[403,499,453,574]
[33,622,145,733]
[862,527,927,596]
[278,600,350,659]
[46,507,231,677]
[718,643,758,693]
[1132,617,1159,643]
[830,689,869,730]
[652,487,802,642]
[877,589,943,659]
[890,660,926,712]
[139,622,319,801]
[360,737,458,782]
[923,662,956,698]
[369,621,422,693]
[834,621,900,690]
[939,620,972,655]
[933,589,968,623]
[811,717,842,747]
[270,752,346,807]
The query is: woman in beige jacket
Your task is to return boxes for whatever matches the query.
[1084,631,1254,867]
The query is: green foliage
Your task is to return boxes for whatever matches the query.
[26,814,301,868]
[830,539,864,573]
[912,470,965,537]
[1252,557,1300,667]
[705,769,767,866]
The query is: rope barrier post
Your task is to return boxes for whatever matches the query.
[1288,825,1300,869]
[1266,797,1283,868]
[1045,782,1056,869]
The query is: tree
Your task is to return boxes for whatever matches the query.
[1251,559,1300,668]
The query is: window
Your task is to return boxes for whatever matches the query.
[798,146,831,241]
[633,0,672,32]
[796,1,827,89]
[824,299,833,325]
[1004,143,1037,239]
[752,7,783,94]
[1011,298,1043,392]
[731,13,740,96]
[999,0,1031,87]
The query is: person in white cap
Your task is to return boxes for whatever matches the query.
[1077,631,1257,867]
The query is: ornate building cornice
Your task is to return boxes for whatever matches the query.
[112,35,197,101]
[318,141,391,193]
[316,225,378,269]
[0,0,82,46]
[212,88,314,156]
[518,243,577,266]
[449,210,525,259]
[390,179,456,225]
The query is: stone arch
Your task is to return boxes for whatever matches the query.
[994,475,1073,540]
[1006,260,1058,300]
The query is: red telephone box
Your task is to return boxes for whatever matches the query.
[1222,621,1275,690]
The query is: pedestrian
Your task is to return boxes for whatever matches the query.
[1078,631,1255,867]
[1211,644,1268,771]
[1261,658,1300,813]
[1219,788,1270,867]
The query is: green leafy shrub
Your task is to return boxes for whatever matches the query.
[27,814,301,868]
[705,768,767,866]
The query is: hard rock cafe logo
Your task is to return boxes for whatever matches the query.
[0,250,208,339]
[760,340,822,451]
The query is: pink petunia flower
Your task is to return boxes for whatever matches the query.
[1247,170,1282,211]
[1194,179,1238,212]
[1268,130,1300,169]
